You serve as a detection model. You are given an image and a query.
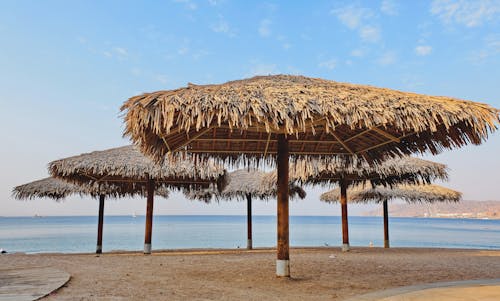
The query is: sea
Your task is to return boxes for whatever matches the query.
[0,215,499,254]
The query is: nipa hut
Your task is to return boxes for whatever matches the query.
[121,74,498,277]
[185,169,306,249]
[13,177,168,253]
[321,184,462,248]
[49,145,226,254]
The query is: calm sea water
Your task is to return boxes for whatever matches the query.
[0,215,499,254]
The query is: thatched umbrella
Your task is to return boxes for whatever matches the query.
[49,145,226,254]
[12,177,169,253]
[121,74,498,277]
[321,184,462,248]
[185,169,306,249]
[291,156,448,251]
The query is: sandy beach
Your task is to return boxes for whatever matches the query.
[1,247,499,300]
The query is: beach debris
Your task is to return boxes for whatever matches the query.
[329,254,336,259]
[0,248,7,254]
[369,242,374,248]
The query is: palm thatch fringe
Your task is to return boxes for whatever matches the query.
[48,145,227,191]
[320,184,461,204]
[12,177,169,201]
[290,156,448,187]
[121,75,499,164]
[185,169,306,203]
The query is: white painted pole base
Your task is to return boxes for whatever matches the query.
[247,239,252,250]
[276,259,290,277]
[341,243,350,252]
[144,243,152,254]
[96,245,102,254]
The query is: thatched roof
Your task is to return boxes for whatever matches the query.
[12,177,169,201]
[48,145,227,191]
[291,156,448,186]
[121,75,498,165]
[320,184,461,204]
[185,169,306,203]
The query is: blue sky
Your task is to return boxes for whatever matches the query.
[0,0,499,216]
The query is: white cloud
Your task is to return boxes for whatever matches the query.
[156,74,169,85]
[359,26,381,43]
[319,59,337,70]
[431,0,500,27]
[178,46,189,55]
[103,47,128,59]
[469,34,500,62]
[330,5,372,29]
[208,0,218,5]
[415,45,433,56]
[377,51,397,65]
[173,0,197,10]
[350,49,365,57]
[330,4,381,43]
[259,19,272,37]
[381,0,399,15]
[211,15,236,37]
[247,62,279,76]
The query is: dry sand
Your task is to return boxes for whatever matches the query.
[1,247,500,300]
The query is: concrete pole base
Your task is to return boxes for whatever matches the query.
[384,240,390,248]
[144,243,152,254]
[96,245,102,254]
[276,259,290,277]
[341,243,350,252]
[247,239,253,250]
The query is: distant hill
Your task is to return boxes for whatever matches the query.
[363,200,500,219]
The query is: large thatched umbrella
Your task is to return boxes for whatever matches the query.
[121,74,498,277]
[321,184,462,248]
[49,145,226,254]
[185,169,306,249]
[291,156,448,251]
[12,177,169,253]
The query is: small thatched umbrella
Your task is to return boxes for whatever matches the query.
[49,145,226,254]
[185,169,306,249]
[321,184,462,247]
[12,177,169,253]
[121,75,498,277]
[291,156,448,251]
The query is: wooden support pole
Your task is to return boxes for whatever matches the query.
[340,179,350,252]
[144,178,155,254]
[383,200,390,248]
[96,194,105,254]
[246,193,253,250]
[276,134,290,277]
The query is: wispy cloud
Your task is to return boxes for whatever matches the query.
[359,26,381,43]
[381,0,399,15]
[319,59,337,70]
[330,4,381,43]
[431,0,500,27]
[103,47,129,59]
[331,5,372,29]
[259,19,272,37]
[415,45,433,56]
[350,48,365,57]
[155,74,169,85]
[377,51,397,65]
[247,61,279,76]
[173,0,197,10]
[211,14,236,37]
[469,34,500,62]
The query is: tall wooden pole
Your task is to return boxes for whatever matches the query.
[144,178,155,254]
[276,134,290,277]
[383,200,390,248]
[246,193,253,250]
[96,194,105,254]
[340,178,350,252]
